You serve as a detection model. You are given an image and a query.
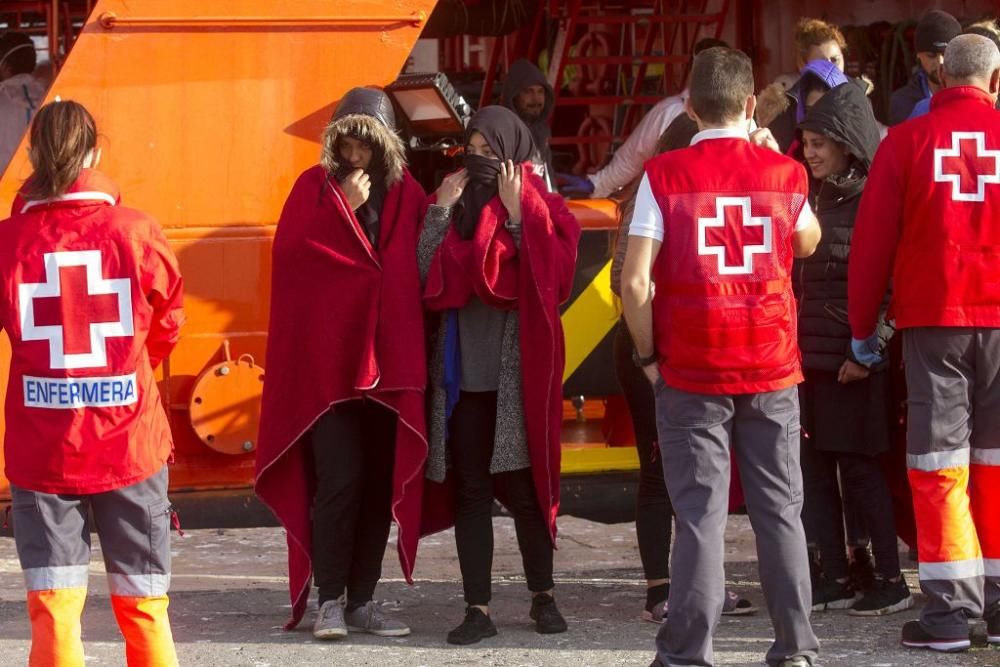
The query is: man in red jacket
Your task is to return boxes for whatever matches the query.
[848,34,1000,653]
[622,48,822,667]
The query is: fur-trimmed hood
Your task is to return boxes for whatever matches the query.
[320,87,407,186]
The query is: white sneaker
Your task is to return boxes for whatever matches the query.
[313,598,348,640]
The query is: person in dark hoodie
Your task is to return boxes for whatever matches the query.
[255,87,429,641]
[795,81,913,616]
[501,59,555,189]
[887,10,962,125]
[418,106,580,645]
[768,58,848,155]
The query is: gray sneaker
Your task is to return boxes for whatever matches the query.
[313,599,348,640]
[345,600,411,637]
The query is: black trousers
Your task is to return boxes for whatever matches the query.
[800,439,900,581]
[449,391,554,606]
[613,323,672,581]
[311,399,397,606]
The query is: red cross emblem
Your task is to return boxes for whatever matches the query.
[697,196,773,275]
[934,131,1000,202]
[18,250,134,369]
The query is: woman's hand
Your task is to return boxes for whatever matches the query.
[498,159,522,224]
[435,169,469,208]
[838,359,871,384]
[340,169,371,210]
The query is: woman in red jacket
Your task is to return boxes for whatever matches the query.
[1,100,184,666]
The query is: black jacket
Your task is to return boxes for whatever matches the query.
[795,82,889,372]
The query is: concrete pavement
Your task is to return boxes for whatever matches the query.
[0,514,996,666]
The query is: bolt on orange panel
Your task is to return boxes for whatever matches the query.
[0,0,437,499]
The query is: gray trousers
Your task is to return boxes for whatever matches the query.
[11,466,172,597]
[654,384,818,667]
[903,327,1000,637]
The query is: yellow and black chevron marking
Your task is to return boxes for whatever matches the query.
[560,230,621,396]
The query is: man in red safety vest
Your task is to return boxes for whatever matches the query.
[849,33,1000,653]
[622,47,822,667]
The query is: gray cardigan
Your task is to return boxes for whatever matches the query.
[417,205,530,483]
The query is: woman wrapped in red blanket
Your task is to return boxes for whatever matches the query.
[255,87,428,640]
[417,106,581,645]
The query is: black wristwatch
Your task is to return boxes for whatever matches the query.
[632,347,658,368]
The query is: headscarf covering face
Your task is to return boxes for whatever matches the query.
[457,105,536,239]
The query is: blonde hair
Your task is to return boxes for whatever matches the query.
[795,18,847,61]
[24,100,97,200]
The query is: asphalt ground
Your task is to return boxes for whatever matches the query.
[0,515,996,667]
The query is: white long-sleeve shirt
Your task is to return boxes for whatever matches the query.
[587,91,688,198]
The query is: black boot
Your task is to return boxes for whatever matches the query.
[530,593,568,634]
[446,607,497,645]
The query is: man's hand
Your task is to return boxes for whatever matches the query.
[557,172,595,197]
[498,160,522,224]
[340,169,371,210]
[749,127,781,153]
[642,363,661,387]
[850,334,883,368]
[837,359,871,384]
[435,168,468,208]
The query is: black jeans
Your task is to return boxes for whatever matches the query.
[449,390,554,606]
[800,440,900,581]
[311,399,397,606]
[613,322,672,581]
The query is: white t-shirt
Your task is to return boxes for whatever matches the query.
[629,127,813,241]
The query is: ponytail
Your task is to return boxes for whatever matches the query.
[22,100,97,200]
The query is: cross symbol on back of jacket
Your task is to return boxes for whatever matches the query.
[697,196,773,275]
[934,131,1000,202]
[31,265,120,356]
[19,250,134,370]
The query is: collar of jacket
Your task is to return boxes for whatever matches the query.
[930,86,997,112]
[19,169,121,214]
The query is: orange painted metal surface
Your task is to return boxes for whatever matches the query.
[0,0,436,498]
[188,341,265,457]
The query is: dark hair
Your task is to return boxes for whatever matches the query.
[688,47,754,125]
[693,37,728,55]
[0,32,36,75]
[23,100,97,200]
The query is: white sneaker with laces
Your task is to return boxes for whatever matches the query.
[313,598,348,640]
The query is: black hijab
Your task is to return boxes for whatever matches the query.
[457,105,537,240]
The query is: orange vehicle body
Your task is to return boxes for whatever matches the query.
[0,0,626,500]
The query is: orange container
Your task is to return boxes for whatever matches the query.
[0,0,436,498]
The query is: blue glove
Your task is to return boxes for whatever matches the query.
[556,173,595,196]
[851,333,883,368]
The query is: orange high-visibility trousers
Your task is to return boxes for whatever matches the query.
[903,328,1000,638]
[11,467,178,666]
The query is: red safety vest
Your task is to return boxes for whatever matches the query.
[0,170,184,495]
[646,136,807,395]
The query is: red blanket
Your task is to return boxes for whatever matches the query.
[423,170,580,539]
[255,165,428,629]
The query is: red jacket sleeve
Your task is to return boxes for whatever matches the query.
[142,222,185,369]
[848,133,905,339]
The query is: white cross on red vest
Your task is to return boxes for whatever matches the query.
[18,250,134,370]
[697,196,773,275]
[934,131,1000,202]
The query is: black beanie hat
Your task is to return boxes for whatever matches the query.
[915,10,962,54]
